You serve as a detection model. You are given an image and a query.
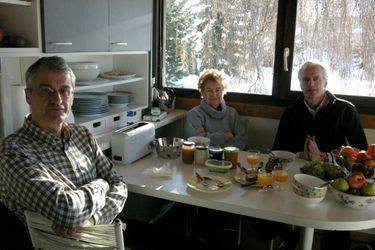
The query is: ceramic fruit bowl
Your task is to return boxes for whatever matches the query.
[330,185,375,208]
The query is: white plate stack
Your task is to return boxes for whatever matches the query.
[72,92,109,116]
[107,91,133,108]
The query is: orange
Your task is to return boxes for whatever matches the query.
[340,146,358,159]
[367,144,375,158]
[364,159,375,168]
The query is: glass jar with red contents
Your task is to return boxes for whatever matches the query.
[182,141,195,164]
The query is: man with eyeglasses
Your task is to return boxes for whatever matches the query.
[184,68,246,149]
[0,56,127,248]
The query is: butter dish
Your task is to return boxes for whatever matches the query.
[205,159,232,173]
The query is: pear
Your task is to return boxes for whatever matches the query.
[360,183,375,196]
[332,178,349,192]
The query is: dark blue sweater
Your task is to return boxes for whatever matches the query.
[272,91,368,153]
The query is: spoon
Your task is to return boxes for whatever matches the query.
[319,180,334,187]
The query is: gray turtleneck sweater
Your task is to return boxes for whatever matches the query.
[184,100,247,150]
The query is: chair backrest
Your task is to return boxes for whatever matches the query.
[24,210,125,250]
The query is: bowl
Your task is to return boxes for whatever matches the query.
[330,185,375,208]
[205,159,232,173]
[155,137,184,159]
[68,61,99,70]
[71,68,101,81]
[292,174,327,204]
[292,184,326,205]
[187,136,210,146]
[271,150,296,161]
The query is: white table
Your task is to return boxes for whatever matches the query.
[114,151,375,250]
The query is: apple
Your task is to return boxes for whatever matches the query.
[347,172,366,189]
[360,183,375,196]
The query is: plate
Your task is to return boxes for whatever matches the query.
[234,173,261,187]
[187,175,232,193]
[76,78,109,86]
[99,71,136,80]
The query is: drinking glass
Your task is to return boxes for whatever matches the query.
[257,168,273,192]
[246,149,261,172]
[272,166,288,190]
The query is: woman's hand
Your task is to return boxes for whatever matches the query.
[195,126,205,133]
[224,131,234,141]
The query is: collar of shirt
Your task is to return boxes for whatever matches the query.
[23,119,71,144]
[304,93,329,116]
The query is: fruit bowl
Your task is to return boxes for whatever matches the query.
[292,174,328,205]
[330,185,375,208]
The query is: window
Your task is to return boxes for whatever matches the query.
[291,0,375,98]
[160,0,374,112]
[164,0,278,95]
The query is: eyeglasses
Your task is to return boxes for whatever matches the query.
[205,88,223,95]
[29,86,73,99]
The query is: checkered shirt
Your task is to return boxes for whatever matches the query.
[0,119,127,228]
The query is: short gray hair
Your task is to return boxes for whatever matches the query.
[298,61,328,83]
[25,56,76,89]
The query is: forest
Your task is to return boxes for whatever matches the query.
[165,0,374,97]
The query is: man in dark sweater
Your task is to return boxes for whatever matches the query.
[273,60,368,250]
[273,61,367,161]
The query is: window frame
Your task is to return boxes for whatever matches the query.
[154,0,375,115]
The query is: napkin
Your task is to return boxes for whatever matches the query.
[142,162,173,177]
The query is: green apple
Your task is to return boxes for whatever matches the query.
[332,178,349,192]
[360,183,375,196]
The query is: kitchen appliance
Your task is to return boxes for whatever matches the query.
[111,122,155,165]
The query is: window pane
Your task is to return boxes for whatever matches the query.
[291,0,375,97]
[165,0,278,95]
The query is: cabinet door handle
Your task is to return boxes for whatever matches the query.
[48,41,73,46]
[111,42,128,46]
[283,47,290,72]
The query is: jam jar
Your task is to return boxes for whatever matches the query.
[223,146,240,169]
[182,141,195,164]
[194,145,209,166]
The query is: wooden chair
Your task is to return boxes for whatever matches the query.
[24,210,125,250]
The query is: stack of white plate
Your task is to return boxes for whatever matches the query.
[72,92,109,116]
[107,91,133,107]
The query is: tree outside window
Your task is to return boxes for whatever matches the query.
[165,0,374,99]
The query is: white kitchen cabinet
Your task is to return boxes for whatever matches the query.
[41,0,109,53]
[41,0,153,53]
[109,0,152,52]
[0,52,151,148]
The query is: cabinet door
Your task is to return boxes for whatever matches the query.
[42,0,109,53]
[109,0,152,51]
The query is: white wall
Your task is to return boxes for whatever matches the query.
[242,116,375,152]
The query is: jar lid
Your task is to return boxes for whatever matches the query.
[183,141,195,146]
[223,146,240,152]
[208,146,223,152]
[196,145,208,150]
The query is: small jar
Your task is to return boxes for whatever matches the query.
[194,145,209,166]
[182,141,195,164]
[224,146,240,169]
[208,146,223,160]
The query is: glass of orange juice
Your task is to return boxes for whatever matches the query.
[246,149,261,172]
[257,168,273,192]
[272,166,288,190]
